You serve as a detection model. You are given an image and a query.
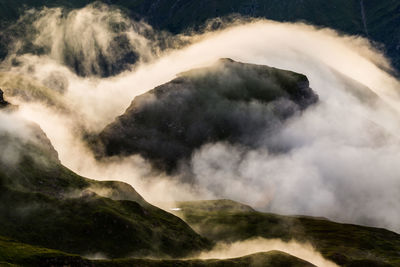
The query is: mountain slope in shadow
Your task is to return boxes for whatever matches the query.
[0,106,210,258]
[171,199,400,267]
[96,59,318,173]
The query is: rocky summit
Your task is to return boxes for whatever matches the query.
[96,59,318,172]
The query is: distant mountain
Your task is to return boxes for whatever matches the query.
[0,107,210,258]
[0,0,399,72]
[95,59,318,173]
[172,199,400,267]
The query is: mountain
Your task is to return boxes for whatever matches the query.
[0,91,321,266]
[126,0,400,72]
[0,236,315,267]
[0,108,210,258]
[172,200,400,267]
[0,1,399,73]
[1,70,400,266]
[95,59,318,173]
[1,1,399,266]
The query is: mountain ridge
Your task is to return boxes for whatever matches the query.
[0,0,399,72]
[0,107,210,258]
[172,199,400,267]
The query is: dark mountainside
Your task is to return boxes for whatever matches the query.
[0,0,399,73]
[121,0,400,73]
[173,200,400,267]
[0,2,399,267]
[0,236,315,267]
[0,109,210,258]
[96,59,318,173]
[1,66,400,267]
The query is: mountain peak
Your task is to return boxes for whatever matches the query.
[96,59,318,173]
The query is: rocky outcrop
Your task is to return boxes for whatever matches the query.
[96,59,318,172]
[0,89,9,108]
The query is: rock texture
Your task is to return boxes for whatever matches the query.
[96,59,318,172]
[0,89,9,108]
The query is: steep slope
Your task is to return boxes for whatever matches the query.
[172,200,400,267]
[105,0,400,72]
[0,1,399,72]
[0,108,210,258]
[96,59,318,172]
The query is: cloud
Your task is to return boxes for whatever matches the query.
[0,109,58,168]
[96,59,318,173]
[2,4,400,233]
[195,238,339,267]
[3,3,160,77]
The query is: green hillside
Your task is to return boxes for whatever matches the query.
[0,109,210,258]
[172,200,400,267]
[0,235,86,267]
[0,236,315,267]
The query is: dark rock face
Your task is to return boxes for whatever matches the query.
[0,89,9,108]
[97,59,318,172]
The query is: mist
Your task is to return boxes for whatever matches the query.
[195,238,339,267]
[2,4,400,234]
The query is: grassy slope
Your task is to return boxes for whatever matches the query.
[177,199,255,213]
[0,236,87,267]
[4,198,396,266]
[173,200,400,267]
[0,236,315,267]
[125,0,400,71]
[0,118,210,259]
[95,251,316,267]
[0,0,363,32]
[0,188,209,259]
[118,0,361,33]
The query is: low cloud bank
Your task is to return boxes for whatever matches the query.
[195,238,338,267]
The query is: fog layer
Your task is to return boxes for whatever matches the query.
[2,4,400,232]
